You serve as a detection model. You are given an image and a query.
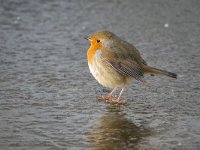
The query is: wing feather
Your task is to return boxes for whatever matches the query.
[102,58,145,82]
[99,39,146,82]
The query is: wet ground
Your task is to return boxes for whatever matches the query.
[0,0,200,149]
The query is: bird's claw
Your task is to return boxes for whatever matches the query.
[98,95,128,105]
[109,99,128,105]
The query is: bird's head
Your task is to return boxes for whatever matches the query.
[85,30,116,48]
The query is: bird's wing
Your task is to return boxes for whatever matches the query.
[110,39,145,66]
[102,57,145,82]
[99,39,146,82]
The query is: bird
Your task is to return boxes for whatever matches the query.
[86,30,177,104]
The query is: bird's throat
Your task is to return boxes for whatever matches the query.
[87,44,101,64]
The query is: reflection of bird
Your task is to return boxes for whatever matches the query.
[87,108,151,150]
[86,31,177,104]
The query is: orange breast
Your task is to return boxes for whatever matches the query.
[87,43,101,64]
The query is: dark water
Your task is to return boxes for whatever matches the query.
[0,0,200,149]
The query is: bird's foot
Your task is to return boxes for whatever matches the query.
[98,94,116,102]
[110,98,128,105]
[99,95,128,105]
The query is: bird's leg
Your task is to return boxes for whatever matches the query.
[111,85,127,104]
[100,87,118,101]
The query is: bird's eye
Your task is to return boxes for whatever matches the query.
[97,40,100,43]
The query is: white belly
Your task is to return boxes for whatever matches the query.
[88,59,125,88]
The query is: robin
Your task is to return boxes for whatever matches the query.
[86,30,177,104]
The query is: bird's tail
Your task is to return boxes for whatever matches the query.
[143,65,177,78]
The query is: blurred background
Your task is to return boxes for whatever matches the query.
[0,0,199,149]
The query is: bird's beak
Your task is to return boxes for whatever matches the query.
[84,36,90,41]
